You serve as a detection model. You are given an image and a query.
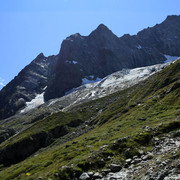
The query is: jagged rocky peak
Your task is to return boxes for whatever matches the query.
[89,23,118,40]
[0,53,57,120]
[137,15,180,56]
[31,53,48,66]
[93,23,111,33]
[66,33,83,40]
[36,52,46,59]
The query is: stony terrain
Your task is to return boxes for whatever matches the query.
[79,129,180,180]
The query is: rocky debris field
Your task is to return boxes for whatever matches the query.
[78,129,180,180]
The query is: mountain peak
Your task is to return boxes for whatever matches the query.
[36,53,46,60]
[94,23,112,33]
[89,23,116,38]
[96,23,109,30]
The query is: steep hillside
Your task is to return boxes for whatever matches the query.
[0,61,173,142]
[0,59,179,179]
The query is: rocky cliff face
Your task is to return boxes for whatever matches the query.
[44,15,180,101]
[0,53,57,120]
[1,15,180,120]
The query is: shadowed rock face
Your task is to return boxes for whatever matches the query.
[44,15,180,101]
[0,128,16,144]
[0,53,57,120]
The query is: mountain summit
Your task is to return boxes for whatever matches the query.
[89,23,117,38]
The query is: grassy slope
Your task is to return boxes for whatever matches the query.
[0,60,179,179]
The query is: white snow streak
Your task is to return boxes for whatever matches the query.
[20,92,45,113]
[65,60,78,64]
[164,55,179,63]
[137,45,142,49]
[82,76,102,85]
[72,61,78,64]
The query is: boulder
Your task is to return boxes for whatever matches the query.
[79,172,90,180]
[142,153,154,161]
[110,164,122,172]
[93,172,103,179]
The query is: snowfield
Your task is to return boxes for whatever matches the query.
[46,60,178,111]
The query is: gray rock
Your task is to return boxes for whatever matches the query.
[138,118,146,121]
[116,137,127,144]
[161,161,167,166]
[102,169,111,174]
[173,130,180,137]
[142,153,154,161]
[93,172,102,179]
[125,158,132,164]
[79,172,90,180]
[157,170,168,180]
[110,164,122,172]
[138,150,144,155]
[87,172,94,177]
[0,128,16,144]
[177,163,180,168]
[54,173,59,177]
[134,158,141,164]
[97,159,105,167]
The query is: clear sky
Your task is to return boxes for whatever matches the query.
[0,0,180,89]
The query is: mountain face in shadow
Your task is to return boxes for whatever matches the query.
[0,15,180,120]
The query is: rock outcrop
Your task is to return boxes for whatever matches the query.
[0,53,57,120]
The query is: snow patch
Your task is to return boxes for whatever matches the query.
[82,76,102,85]
[98,66,158,88]
[20,92,45,113]
[65,60,78,64]
[137,45,142,49]
[72,61,78,64]
[37,63,46,68]
[164,55,179,63]
[43,86,47,90]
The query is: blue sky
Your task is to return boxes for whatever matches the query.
[0,0,180,89]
